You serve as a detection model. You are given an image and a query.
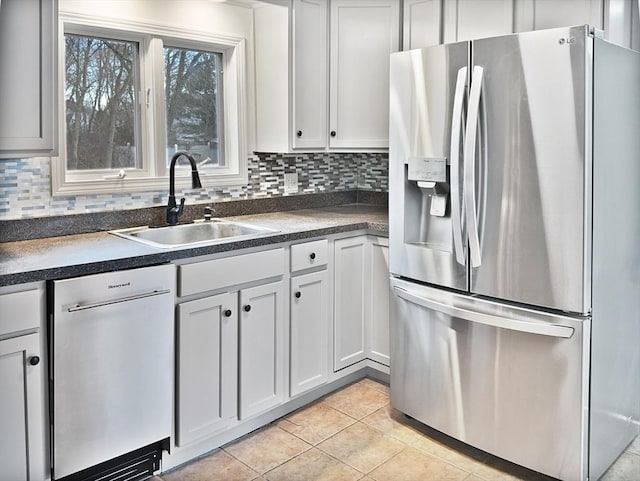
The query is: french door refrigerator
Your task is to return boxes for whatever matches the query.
[388,25,640,481]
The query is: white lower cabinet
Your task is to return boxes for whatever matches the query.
[367,236,390,366]
[176,292,238,447]
[290,270,329,397]
[171,235,390,463]
[175,248,286,446]
[0,285,46,481]
[334,236,367,371]
[239,280,286,419]
[333,235,390,372]
[0,334,44,481]
[177,277,286,437]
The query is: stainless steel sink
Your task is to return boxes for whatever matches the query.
[110,219,279,248]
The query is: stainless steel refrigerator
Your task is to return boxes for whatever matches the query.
[388,25,640,481]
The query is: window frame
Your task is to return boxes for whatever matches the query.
[52,12,248,196]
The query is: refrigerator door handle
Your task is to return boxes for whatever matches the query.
[463,66,484,268]
[450,66,467,266]
[393,286,575,338]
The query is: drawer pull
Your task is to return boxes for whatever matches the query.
[309,252,316,260]
[244,305,251,312]
[224,309,232,317]
[29,356,40,366]
[295,291,301,299]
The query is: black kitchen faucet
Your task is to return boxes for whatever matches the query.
[166,151,203,225]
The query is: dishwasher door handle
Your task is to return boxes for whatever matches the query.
[68,289,172,312]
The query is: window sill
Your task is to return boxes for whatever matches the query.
[51,170,248,197]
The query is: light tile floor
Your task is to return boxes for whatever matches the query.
[159,378,640,481]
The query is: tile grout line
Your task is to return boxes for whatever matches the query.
[261,442,316,479]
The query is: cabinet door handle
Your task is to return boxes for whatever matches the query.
[295,291,301,299]
[330,130,336,137]
[29,356,40,366]
[224,309,232,317]
[297,130,302,137]
[309,252,316,260]
[243,305,251,312]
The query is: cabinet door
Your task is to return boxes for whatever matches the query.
[329,0,400,149]
[176,292,238,446]
[443,0,513,42]
[514,0,603,32]
[290,270,329,397]
[334,236,367,370]
[0,333,44,481]
[239,280,285,419]
[367,237,390,366]
[254,2,290,153]
[403,0,441,50]
[292,0,328,149]
[0,0,56,157]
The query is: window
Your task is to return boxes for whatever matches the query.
[52,15,247,195]
[163,46,224,169]
[64,35,142,174]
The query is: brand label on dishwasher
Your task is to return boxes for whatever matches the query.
[408,157,447,183]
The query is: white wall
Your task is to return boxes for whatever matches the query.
[60,0,255,40]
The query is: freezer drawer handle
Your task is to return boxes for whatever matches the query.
[67,289,171,312]
[393,286,574,339]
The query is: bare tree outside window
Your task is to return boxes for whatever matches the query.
[65,34,139,171]
[164,46,223,168]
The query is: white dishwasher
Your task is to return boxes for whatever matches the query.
[50,264,175,481]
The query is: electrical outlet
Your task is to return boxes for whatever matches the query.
[284,173,298,194]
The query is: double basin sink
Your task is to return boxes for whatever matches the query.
[111,218,279,249]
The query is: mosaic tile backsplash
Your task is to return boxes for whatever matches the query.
[0,152,388,220]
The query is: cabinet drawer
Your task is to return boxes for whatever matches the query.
[0,289,42,337]
[290,239,328,272]
[179,248,285,297]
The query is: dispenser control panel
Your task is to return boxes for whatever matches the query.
[407,157,447,183]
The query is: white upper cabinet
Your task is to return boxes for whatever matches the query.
[514,0,603,32]
[254,0,399,152]
[328,0,400,149]
[443,0,514,42]
[0,0,57,158]
[292,0,328,149]
[403,0,442,49]
[514,0,637,49]
[254,2,290,153]
[407,0,634,49]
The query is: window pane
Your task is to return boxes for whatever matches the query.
[164,46,224,168]
[65,34,140,170]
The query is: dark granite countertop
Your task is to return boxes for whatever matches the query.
[0,204,388,287]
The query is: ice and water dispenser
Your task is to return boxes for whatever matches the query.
[403,156,453,251]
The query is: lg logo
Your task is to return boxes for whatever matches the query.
[558,37,577,45]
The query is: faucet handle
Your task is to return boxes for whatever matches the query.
[203,206,214,221]
[166,197,186,225]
